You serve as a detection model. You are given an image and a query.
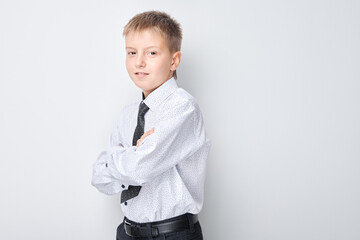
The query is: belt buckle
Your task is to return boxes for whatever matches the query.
[124,218,132,227]
[124,218,159,237]
[124,219,138,237]
[151,225,159,237]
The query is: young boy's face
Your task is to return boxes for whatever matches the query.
[125,29,180,98]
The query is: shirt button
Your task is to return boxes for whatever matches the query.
[124,202,127,206]
[121,184,125,188]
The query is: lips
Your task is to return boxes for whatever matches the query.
[135,72,149,75]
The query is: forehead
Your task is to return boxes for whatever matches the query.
[125,29,168,49]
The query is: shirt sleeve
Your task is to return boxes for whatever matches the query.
[91,100,207,194]
[91,116,126,195]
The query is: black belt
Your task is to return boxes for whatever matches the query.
[124,213,198,237]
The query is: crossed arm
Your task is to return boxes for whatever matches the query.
[91,101,205,195]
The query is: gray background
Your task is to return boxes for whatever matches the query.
[0,0,359,239]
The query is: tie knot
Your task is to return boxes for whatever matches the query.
[138,102,149,117]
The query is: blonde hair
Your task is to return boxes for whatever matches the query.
[123,11,182,80]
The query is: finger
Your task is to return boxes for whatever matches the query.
[136,138,142,147]
[143,129,154,137]
[145,129,154,135]
[137,132,150,146]
[137,129,155,147]
[144,131,152,137]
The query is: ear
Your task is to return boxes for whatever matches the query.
[170,51,182,71]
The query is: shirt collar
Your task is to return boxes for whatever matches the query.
[141,77,178,111]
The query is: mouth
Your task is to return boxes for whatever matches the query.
[135,72,149,76]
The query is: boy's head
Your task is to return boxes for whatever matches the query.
[123,11,182,98]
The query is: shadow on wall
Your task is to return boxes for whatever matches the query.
[176,49,224,240]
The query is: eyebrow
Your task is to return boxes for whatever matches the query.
[125,46,160,50]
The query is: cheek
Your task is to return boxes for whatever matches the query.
[125,59,132,71]
[155,59,171,72]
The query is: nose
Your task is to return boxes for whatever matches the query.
[135,54,145,68]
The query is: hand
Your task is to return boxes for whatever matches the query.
[136,128,155,147]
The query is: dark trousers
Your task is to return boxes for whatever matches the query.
[116,218,203,240]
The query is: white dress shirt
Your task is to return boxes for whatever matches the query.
[91,77,211,223]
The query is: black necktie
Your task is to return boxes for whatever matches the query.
[120,101,149,204]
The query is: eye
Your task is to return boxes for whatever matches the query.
[148,51,157,56]
[127,51,136,55]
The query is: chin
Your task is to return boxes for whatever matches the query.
[132,82,151,94]
[133,81,147,89]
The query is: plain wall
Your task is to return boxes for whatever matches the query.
[0,0,359,239]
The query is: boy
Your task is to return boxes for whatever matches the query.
[91,11,211,240]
